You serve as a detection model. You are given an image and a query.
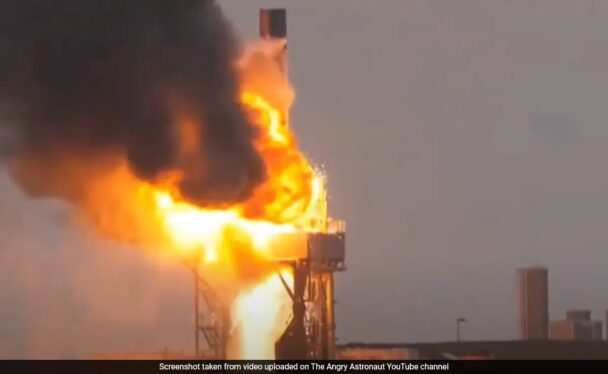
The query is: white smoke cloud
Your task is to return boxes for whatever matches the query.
[0,166,194,358]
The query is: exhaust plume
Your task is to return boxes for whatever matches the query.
[0,0,265,206]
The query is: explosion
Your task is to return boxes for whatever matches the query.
[144,87,322,358]
[0,1,328,359]
[69,42,325,358]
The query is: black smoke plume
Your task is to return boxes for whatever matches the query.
[0,0,265,206]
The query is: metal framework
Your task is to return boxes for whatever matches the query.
[274,229,346,359]
[192,266,228,358]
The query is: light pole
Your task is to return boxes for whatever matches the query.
[457,317,468,342]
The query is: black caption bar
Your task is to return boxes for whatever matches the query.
[0,360,606,374]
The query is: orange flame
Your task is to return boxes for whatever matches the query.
[231,269,294,359]
[75,40,324,359]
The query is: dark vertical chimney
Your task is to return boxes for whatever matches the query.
[260,9,287,39]
[258,8,289,118]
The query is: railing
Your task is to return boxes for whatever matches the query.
[327,218,346,234]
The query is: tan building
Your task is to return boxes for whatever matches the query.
[517,267,548,340]
[550,320,592,341]
[550,309,602,341]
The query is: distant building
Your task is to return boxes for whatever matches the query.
[566,310,591,322]
[550,309,602,341]
[591,321,603,340]
[550,320,592,341]
[517,267,549,339]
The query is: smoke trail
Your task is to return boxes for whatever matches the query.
[0,0,265,206]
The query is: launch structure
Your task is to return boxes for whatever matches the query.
[193,9,346,360]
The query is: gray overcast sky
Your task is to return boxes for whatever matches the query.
[2,0,608,357]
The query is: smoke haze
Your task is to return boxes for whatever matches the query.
[0,168,193,358]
